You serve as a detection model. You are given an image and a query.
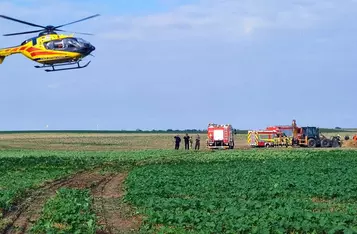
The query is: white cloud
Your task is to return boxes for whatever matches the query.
[0,0,355,43]
[93,0,355,42]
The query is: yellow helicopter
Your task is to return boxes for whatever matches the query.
[0,14,99,72]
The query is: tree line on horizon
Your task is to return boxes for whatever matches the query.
[0,127,354,134]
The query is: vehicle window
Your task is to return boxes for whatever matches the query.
[65,38,81,48]
[53,40,65,49]
[259,134,270,139]
[76,38,89,44]
[282,129,293,136]
[44,41,54,49]
[44,39,81,50]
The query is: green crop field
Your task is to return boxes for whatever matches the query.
[0,133,357,233]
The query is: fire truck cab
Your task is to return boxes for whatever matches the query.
[207,123,235,149]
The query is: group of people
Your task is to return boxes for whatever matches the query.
[174,133,200,150]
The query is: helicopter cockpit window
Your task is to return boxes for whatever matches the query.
[44,40,64,50]
[53,40,65,49]
[44,38,84,50]
[64,38,81,48]
[44,41,54,49]
[76,38,89,45]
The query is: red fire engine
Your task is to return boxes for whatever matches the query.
[207,123,235,149]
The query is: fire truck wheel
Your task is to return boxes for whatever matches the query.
[308,138,317,148]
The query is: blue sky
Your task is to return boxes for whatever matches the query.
[0,0,356,130]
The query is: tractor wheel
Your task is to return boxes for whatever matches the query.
[321,139,330,147]
[331,139,340,148]
[308,138,317,148]
[345,135,350,141]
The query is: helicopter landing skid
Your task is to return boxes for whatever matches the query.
[34,61,91,72]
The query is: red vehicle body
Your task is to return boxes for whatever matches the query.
[248,120,303,147]
[266,125,294,137]
[207,123,234,149]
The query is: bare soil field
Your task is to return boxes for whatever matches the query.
[0,133,247,151]
[0,132,354,151]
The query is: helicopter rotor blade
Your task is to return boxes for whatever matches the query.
[54,14,100,29]
[3,29,44,36]
[0,15,45,28]
[55,29,94,35]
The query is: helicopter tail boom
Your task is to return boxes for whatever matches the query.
[0,46,22,59]
[0,45,25,63]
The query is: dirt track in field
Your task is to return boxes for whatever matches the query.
[1,169,141,234]
[94,173,142,234]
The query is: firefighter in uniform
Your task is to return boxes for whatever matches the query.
[174,135,181,150]
[195,134,201,150]
[184,134,190,150]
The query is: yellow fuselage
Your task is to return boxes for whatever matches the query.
[0,34,83,65]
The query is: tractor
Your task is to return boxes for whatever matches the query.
[292,126,341,148]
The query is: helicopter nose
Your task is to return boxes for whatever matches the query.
[84,45,95,54]
[88,45,95,53]
[81,44,95,55]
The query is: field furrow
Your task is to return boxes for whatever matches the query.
[93,172,142,234]
[2,170,106,233]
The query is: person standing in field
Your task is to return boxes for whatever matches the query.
[189,136,193,149]
[195,134,201,150]
[184,133,190,150]
[174,135,181,150]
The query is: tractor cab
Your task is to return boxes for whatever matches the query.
[301,127,319,138]
[293,126,320,147]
